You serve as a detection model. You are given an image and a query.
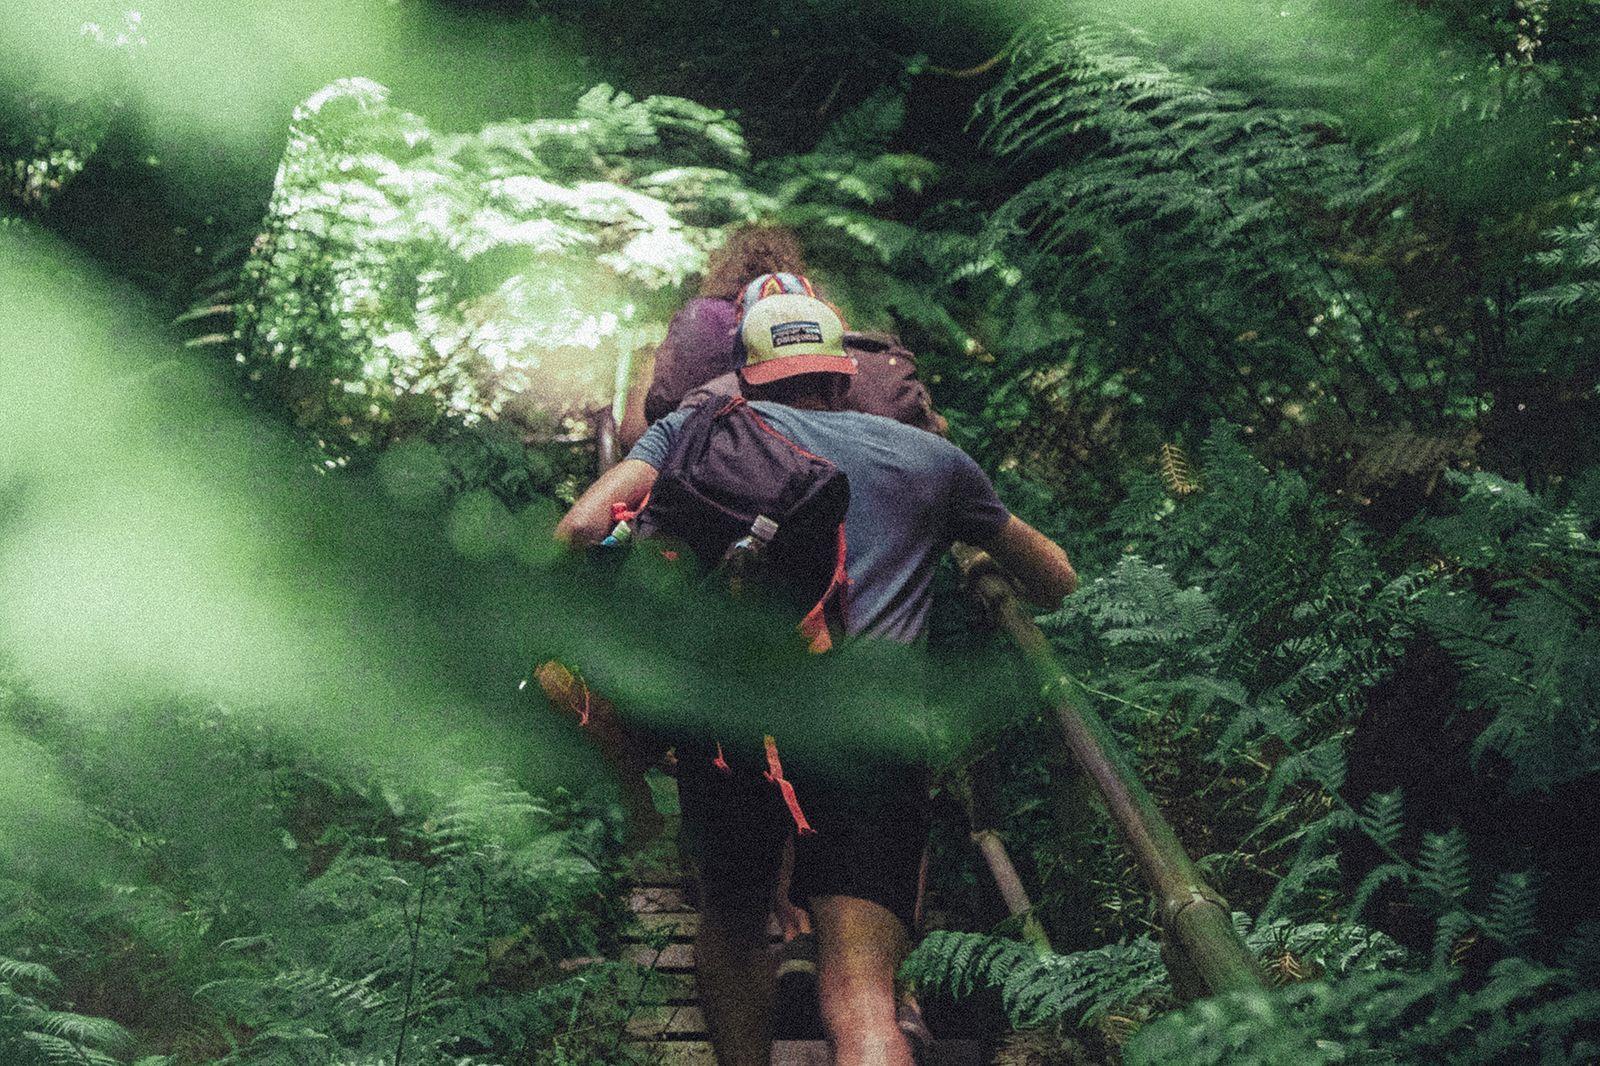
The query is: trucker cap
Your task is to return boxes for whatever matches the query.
[738,293,858,386]
[737,271,817,314]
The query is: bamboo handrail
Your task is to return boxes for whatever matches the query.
[951,544,1266,998]
[948,772,1053,952]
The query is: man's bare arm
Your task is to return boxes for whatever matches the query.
[976,514,1078,610]
[554,459,659,547]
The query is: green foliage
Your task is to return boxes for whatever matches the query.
[903,917,1404,1040]
[6,3,1600,1063]
[902,929,1167,1030]
[235,78,758,460]
[949,3,1600,477]
[0,682,644,1065]
[1520,217,1600,321]
[1126,960,1600,1065]
[0,957,131,1066]
[975,19,1421,429]
[1414,471,1600,791]
[0,12,145,217]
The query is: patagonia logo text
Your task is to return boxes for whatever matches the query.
[770,320,823,347]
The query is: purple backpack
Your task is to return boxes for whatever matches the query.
[620,393,852,835]
[630,394,851,652]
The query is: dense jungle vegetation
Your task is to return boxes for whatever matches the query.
[3,1,1599,1062]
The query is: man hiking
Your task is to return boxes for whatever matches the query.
[556,292,1077,1066]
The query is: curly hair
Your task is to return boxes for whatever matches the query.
[699,223,809,300]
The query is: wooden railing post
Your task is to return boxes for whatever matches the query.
[950,772,1053,953]
[952,544,1266,999]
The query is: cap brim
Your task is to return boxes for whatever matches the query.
[739,355,858,386]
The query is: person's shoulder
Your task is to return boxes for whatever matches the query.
[813,408,960,456]
[859,415,980,471]
[837,407,948,441]
[679,296,737,322]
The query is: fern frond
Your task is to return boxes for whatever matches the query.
[0,957,59,988]
[1358,790,1403,851]
[1418,829,1472,908]
[1347,863,1411,923]
[1159,442,1199,495]
[24,1032,122,1066]
[30,1011,131,1052]
[1484,871,1539,955]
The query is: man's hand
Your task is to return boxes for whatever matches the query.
[555,458,659,547]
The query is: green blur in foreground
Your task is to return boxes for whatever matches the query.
[0,1,588,161]
[0,231,958,864]
[0,230,543,792]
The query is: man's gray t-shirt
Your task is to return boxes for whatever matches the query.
[627,402,1011,644]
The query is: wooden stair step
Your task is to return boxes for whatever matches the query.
[625,911,784,942]
[628,885,695,913]
[625,911,699,939]
[633,1042,718,1064]
[626,1004,708,1040]
[624,941,697,971]
[630,1041,988,1066]
[638,970,698,1005]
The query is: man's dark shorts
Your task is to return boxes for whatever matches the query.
[675,743,930,931]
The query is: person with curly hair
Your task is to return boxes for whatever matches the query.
[618,223,944,449]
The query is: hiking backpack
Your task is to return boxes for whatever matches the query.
[614,394,853,833]
[625,394,851,651]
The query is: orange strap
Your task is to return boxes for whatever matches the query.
[763,735,816,837]
[611,490,650,524]
[798,524,851,654]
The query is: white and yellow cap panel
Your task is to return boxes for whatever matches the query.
[738,293,858,386]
